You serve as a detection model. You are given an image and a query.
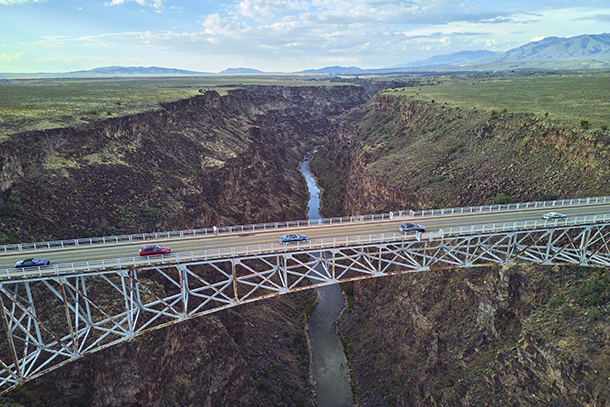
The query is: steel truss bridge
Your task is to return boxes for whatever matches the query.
[2,217,610,394]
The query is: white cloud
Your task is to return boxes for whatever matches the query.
[34,4,608,71]
[0,0,47,4]
[202,13,251,37]
[5,0,610,73]
[31,36,72,47]
[104,0,165,9]
[236,0,309,21]
[0,52,25,62]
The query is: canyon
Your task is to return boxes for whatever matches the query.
[1,75,609,406]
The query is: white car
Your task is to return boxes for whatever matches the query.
[542,212,567,220]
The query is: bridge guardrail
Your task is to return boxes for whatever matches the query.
[3,213,609,281]
[408,196,610,217]
[2,196,609,254]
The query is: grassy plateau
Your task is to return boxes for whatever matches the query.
[380,71,610,130]
[1,71,609,138]
[0,75,336,138]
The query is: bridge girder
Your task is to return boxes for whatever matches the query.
[1,222,609,394]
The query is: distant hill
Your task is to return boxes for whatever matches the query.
[389,50,497,69]
[296,66,365,75]
[478,33,610,63]
[379,33,610,71]
[70,66,207,76]
[219,67,264,74]
[297,34,610,75]
[5,33,610,79]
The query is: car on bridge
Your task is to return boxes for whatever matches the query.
[15,258,51,268]
[279,234,308,243]
[139,245,171,256]
[399,223,426,234]
[542,212,567,220]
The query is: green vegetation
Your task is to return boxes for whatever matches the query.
[575,270,610,309]
[303,300,317,320]
[491,193,515,205]
[385,72,610,128]
[0,75,339,138]
[538,193,558,201]
[338,331,359,403]
[526,266,610,333]
[70,218,118,239]
[0,191,23,218]
[424,175,444,185]
[340,282,355,308]
[447,141,465,155]
[431,196,443,209]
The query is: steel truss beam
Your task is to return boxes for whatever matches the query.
[1,222,610,393]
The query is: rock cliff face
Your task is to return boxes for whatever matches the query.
[0,85,367,243]
[339,265,610,406]
[310,93,610,406]
[311,95,610,216]
[0,85,368,406]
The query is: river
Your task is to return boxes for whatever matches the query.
[299,151,354,407]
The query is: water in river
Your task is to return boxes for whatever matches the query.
[299,151,354,407]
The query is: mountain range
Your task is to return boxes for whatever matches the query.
[5,33,609,78]
[481,33,610,63]
[388,50,497,69]
[300,33,610,74]
[69,66,207,76]
[219,67,264,74]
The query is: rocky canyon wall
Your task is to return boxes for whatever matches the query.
[0,84,368,407]
[310,93,610,406]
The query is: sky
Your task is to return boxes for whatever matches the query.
[1,0,610,73]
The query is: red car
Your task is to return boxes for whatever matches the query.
[139,245,171,256]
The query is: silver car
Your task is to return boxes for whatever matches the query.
[542,212,567,220]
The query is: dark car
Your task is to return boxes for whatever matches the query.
[399,223,426,234]
[15,258,51,268]
[279,234,308,243]
[139,245,171,256]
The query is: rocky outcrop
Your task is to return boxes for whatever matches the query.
[339,265,610,406]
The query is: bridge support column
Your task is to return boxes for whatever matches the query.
[178,266,189,319]
[0,295,21,384]
[58,278,79,358]
[579,226,592,266]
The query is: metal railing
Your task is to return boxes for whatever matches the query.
[3,212,609,281]
[408,196,610,217]
[1,196,609,254]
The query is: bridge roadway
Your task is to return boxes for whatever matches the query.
[2,202,610,273]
